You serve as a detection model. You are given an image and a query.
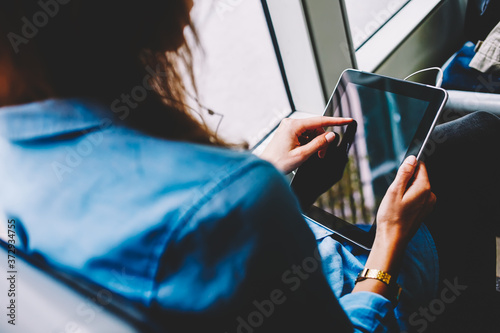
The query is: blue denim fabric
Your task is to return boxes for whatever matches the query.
[0,99,439,332]
[441,41,500,93]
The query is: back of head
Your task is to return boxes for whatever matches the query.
[0,0,227,145]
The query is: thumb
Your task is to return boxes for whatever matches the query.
[319,132,340,158]
[296,132,336,159]
[391,156,418,196]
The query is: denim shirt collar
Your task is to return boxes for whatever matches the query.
[0,98,110,142]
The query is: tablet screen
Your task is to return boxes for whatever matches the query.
[318,80,431,226]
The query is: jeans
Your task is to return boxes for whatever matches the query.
[421,111,500,332]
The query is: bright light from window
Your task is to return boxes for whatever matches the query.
[190,0,291,147]
[344,0,411,49]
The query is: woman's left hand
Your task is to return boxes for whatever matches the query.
[259,116,353,174]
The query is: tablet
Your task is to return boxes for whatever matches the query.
[292,69,448,250]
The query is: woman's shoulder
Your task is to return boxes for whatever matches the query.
[118,126,284,192]
[140,138,293,218]
[73,123,294,232]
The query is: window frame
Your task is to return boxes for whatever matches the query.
[355,0,449,72]
[255,0,467,152]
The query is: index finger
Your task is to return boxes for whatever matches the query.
[295,116,353,132]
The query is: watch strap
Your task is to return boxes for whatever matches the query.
[356,268,402,306]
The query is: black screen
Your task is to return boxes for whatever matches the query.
[318,82,430,225]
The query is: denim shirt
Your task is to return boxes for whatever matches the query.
[0,99,438,332]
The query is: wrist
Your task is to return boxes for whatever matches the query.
[375,222,411,252]
[354,269,402,306]
[365,233,407,276]
[352,237,406,304]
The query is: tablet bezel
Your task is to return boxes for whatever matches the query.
[298,69,448,250]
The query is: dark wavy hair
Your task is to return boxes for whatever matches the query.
[0,0,228,146]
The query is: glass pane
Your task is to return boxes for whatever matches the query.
[191,0,292,147]
[344,0,412,49]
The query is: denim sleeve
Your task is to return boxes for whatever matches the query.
[151,159,354,332]
[306,220,401,332]
[340,292,399,333]
[307,220,400,332]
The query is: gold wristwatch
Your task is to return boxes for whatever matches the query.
[355,268,402,306]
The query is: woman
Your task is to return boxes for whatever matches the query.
[0,1,498,332]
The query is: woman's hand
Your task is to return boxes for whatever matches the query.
[259,116,353,174]
[376,155,437,247]
[352,156,436,299]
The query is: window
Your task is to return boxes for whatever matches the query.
[344,0,412,50]
[189,0,462,150]
[298,0,454,83]
[348,0,447,72]
[191,0,292,147]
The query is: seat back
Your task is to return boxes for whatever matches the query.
[0,242,157,332]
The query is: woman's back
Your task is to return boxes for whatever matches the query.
[0,98,353,332]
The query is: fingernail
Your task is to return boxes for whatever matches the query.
[325,132,335,143]
[405,155,417,166]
